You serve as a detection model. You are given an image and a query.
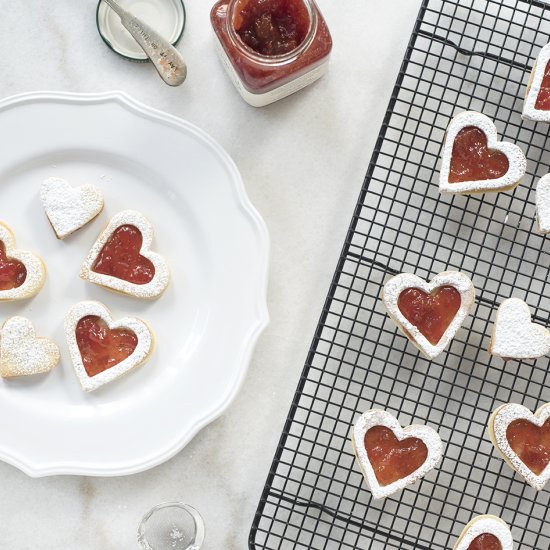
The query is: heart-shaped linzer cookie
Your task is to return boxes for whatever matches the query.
[439,111,526,194]
[453,515,513,550]
[351,409,442,499]
[80,210,170,299]
[536,174,550,234]
[0,222,45,301]
[382,271,475,360]
[65,301,154,392]
[489,298,550,360]
[41,177,104,239]
[489,402,550,491]
[523,43,550,122]
[0,317,60,378]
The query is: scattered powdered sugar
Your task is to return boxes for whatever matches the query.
[523,43,550,122]
[382,271,476,360]
[41,177,104,239]
[351,409,443,500]
[454,515,513,550]
[64,300,153,392]
[489,298,550,360]
[80,210,170,299]
[0,222,46,301]
[490,403,550,491]
[536,174,550,234]
[0,316,59,378]
[439,111,527,194]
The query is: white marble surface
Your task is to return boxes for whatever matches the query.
[0,1,421,548]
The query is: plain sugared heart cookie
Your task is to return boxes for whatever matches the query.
[489,402,550,491]
[0,317,60,378]
[351,409,442,499]
[80,210,169,299]
[41,177,104,239]
[489,298,550,360]
[382,271,475,359]
[65,301,154,392]
[453,515,513,550]
[523,43,550,122]
[439,111,526,194]
[0,222,45,301]
[536,174,550,234]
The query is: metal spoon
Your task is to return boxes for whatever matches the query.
[101,0,187,86]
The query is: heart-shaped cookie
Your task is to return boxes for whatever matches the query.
[351,409,442,499]
[0,317,60,378]
[382,271,475,359]
[80,210,170,299]
[523,43,550,122]
[489,298,550,360]
[489,402,550,491]
[41,177,104,239]
[0,222,45,301]
[453,515,513,550]
[439,111,526,194]
[536,174,550,234]
[65,301,154,392]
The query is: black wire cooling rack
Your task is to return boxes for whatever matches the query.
[249,0,550,548]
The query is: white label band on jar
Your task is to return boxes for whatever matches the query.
[213,36,330,107]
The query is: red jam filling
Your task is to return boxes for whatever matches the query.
[449,127,509,183]
[467,534,502,550]
[76,316,138,377]
[535,60,550,110]
[0,241,27,291]
[506,418,550,475]
[397,286,461,346]
[92,225,155,285]
[364,425,428,487]
[235,0,309,56]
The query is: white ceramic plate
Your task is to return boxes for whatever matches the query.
[0,91,269,476]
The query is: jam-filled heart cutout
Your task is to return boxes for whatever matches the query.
[449,126,509,184]
[76,315,138,377]
[453,515,513,550]
[467,534,502,550]
[535,60,550,111]
[92,225,155,285]
[66,301,154,392]
[397,286,461,346]
[352,409,443,499]
[0,240,27,290]
[81,210,170,299]
[364,425,428,486]
[506,418,550,475]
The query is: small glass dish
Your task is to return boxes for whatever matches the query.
[138,502,205,550]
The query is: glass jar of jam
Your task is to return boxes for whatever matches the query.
[211,0,332,107]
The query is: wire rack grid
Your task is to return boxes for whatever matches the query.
[250,0,550,548]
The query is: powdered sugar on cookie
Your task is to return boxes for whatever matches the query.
[454,515,513,550]
[523,43,550,122]
[536,174,550,234]
[41,177,104,239]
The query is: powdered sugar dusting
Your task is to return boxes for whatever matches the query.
[536,174,550,234]
[439,111,527,194]
[0,317,59,378]
[489,298,550,360]
[64,300,154,392]
[0,222,46,301]
[490,403,550,491]
[382,271,476,359]
[351,409,443,500]
[523,43,550,122]
[41,177,104,239]
[80,210,170,299]
[454,515,513,550]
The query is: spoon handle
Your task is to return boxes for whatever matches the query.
[102,0,187,86]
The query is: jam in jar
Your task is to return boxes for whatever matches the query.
[211,0,332,106]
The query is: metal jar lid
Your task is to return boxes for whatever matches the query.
[96,0,186,62]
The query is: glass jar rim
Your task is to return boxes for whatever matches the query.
[225,0,318,65]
